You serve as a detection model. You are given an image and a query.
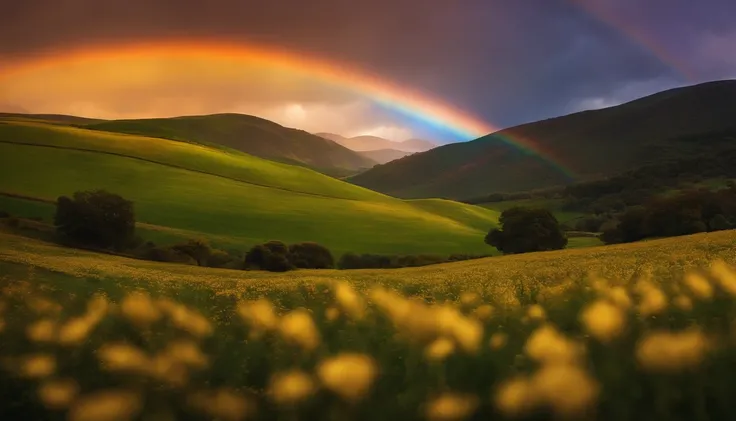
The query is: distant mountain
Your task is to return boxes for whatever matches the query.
[358,149,414,164]
[83,114,377,176]
[0,112,104,125]
[348,80,736,199]
[315,133,437,153]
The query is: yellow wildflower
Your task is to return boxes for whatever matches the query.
[580,300,626,343]
[68,390,142,421]
[279,309,321,352]
[683,273,713,300]
[524,325,584,365]
[425,393,478,421]
[38,378,79,409]
[120,292,161,327]
[268,370,315,406]
[489,332,508,350]
[187,388,255,421]
[20,354,56,378]
[317,353,378,403]
[636,329,710,373]
[425,337,456,362]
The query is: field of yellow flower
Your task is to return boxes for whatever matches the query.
[2,229,736,421]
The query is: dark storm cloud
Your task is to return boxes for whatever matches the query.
[1,0,734,139]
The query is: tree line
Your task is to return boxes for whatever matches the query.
[37,189,494,272]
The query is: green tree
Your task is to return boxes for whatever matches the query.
[244,241,294,272]
[54,190,135,250]
[172,239,212,266]
[287,242,334,269]
[485,207,567,255]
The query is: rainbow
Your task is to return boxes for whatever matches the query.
[570,0,695,81]
[0,39,577,178]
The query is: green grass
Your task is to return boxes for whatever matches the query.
[2,230,736,420]
[84,113,376,174]
[478,198,586,224]
[0,120,501,256]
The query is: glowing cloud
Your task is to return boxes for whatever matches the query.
[0,39,576,177]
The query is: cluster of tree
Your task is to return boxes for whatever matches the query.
[55,190,136,250]
[337,252,488,269]
[485,207,567,255]
[600,188,736,244]
[136,239,243,269]
[244,241,334,272]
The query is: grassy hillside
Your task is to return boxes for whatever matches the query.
[83,113,376,176]
[0,119,500,256]
[349,79,736,199]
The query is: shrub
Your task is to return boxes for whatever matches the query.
[288,242,335,269]
[171,239,212,266]
[244,241,294,272]
[54,190,135,250]
[138,245,194,265]
[208,249,235,268]
[485,207,567,255]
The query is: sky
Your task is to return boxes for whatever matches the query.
[0,0,734,143]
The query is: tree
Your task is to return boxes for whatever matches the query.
[287,242,334,269]
[172,239,212,266]
[485,207,567,255]
[244,241,294,272]
[54,190,135,250]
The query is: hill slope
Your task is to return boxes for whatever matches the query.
[83,114,376,176]
[0,118,499,256]
[349,80,736,199]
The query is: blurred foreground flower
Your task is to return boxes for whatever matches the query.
[636,329,710,373]
[425,393,479,421]
[68,390,142,421]
[268,370,315,406]
[317,353,378,403]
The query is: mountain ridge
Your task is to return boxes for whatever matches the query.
[348,79,736,199]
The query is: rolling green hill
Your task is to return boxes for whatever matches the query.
[83,113,376,176]
[349,79,736,199]
[0,118,500,256]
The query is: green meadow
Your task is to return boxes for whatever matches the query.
[2,228,736,421]
[0,119,503,256]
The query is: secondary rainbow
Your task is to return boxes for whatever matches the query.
[569,0,696,81]
[0,39,577,178]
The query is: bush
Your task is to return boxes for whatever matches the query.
[207,249,235,269]
[288,242,335,269]
[171,239,212,266]
[138,245,195,265]
[54,190,135,250]
[485,207,568,255]
[601,188,736,244]
[0,210,9,218]
[244,241,294,272]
